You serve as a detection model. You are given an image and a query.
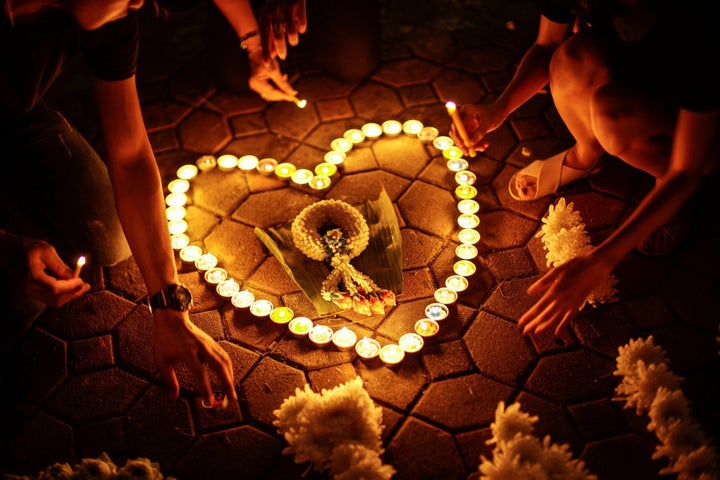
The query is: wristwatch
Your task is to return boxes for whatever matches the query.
[149,283,193,312]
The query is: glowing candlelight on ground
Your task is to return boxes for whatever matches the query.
[270,306,294,324]
[308,324,334,347]
[332,326,357,351]
[434,287,459,304]
[402,119,423,135]
[165,192,187,207]
[418,126,439,143]
[455,170,477,186]
[290,169,313,185]
[168,219,188,235]
[314,162,337,177]
[238,155,259,171]
[196,154,217,171]
[379,344,405,365]
[275,162,296,179]
[415,318,440,337]
[73,256,86,278]
[458,214,480,229]
[309,175,332,190]
[217,154,238,171]
[455,244,479,260]
[231,290,255,308]
[291,96,307,108]
[324,150,346,165]
[257,158,278,175]
[168,178,190,194]
[458,228,481,244]
[399,333,424,353]
[180,245,203,264]
[355,337,381,359]
[457,199,479,214]
[249,299,274,317]
[166,206,186,222]
[171,233,190,250]
[194,253,218,271]
[455,185,478,199]
[288,316,313,337]
[381,120,402,136]
[176,164,199,180]
[425,302,449,321]
[343,128,365,144]
[216,278,240,297]
[443,146,464,160]
[361,123,383,139]
[446,275,469,292]
[330,138,353,152]
[204,267,228,285]
[445,101,476,157]
[446,158,469,172]
[433,136,454,151]
[453,260,477,277]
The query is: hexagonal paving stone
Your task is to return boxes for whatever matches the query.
[239,356,306,426]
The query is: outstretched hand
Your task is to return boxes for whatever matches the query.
[448,103,505,156]
[259,0,307,62]
[247,49,298,102]
[153,308,237,408]
[22,238,90,307]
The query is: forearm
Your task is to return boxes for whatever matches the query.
[493,44,555,116]
[213,0,260,39]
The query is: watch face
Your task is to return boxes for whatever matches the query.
[172,284,192,310]
[151,284,193,311]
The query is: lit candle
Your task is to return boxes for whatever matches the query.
[194,253,218,271]
[290,169,313,185]
[238,155,259,171]
[457,199,479,214]
[217,278,241,297]
[176,164,199,180]
[274,162,296,179]
[446,158,469,172]
[457,214,480,229]
[415,318,440,337]
[379,343,405,366]
[425,302,450,321]
[231,290,255,309]
[355,337,381,359]
[270,306,294,324]
[165,192,187,207]
[309,175,332,190]
[308,324,334,347]
[217,154,238,171]
[324,150,346,165]
[196,154,217,171]
[330,138,353,153]
[398,333,424,353]
[418,126,439,143]
[455,170,477,186]
[442,146,464,160]
[458,228,481,244]
[204,267,228,285]
[166,206,186,222]
[434,287,458,304]
[179,245,203,264]
[453,260,477,277]
[402,120,423,135]
[455,185,478,200]
[168,219,188,235]
[291,96,307,108]
[455,244,479,260]
[432,135,454,151]
[288,316,313,337]
[446,275,469,292]
[314,162,337,177]
[168,178,190,194]
[257,158,278,175]
[343,128,366,144]
[361,123,383,139]
[249,299,274,317]
[332,326,357,351]
[445,101,475,157]
[73,255,86,278]
[381,120,403,136]
[171,233,190,250]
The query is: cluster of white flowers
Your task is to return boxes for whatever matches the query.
[3,452,171,480]
[272,377,395,480]
[477,401,597,479]
[537,197,618,307]
[614,336,719,479]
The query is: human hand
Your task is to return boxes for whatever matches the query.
[22,238,90,307]
[448,103,504,156]
[152,308,237,408]
[247,49,299,102]
[517,253,612,336]
[259,0,307,62]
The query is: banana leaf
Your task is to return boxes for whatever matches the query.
[254,188,403,316]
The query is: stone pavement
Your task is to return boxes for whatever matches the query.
[2,1,719,479]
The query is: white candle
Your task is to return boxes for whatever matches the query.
[425,302,449,321]
[343,128,366,144]
[231,290,255,308]
[455,170,477,186]
[166,206,186,222]
[398,333,424,353]
[290,169,313,185]
[381,120,402,136]
[434,287,458,305]
[361,123,383,139]
[308,324,334,347]
[455,244,479,260]
[249,299,274,317]
[402,120,423,135]
[176,164,199,180]
[457,199,479,214]
[179,245,203,264]
[445,101,475,157]
[168,178,190,194]
[432,135,454,151]
[288,316,313,337]
[73,256,86,278]
[379,344,405,366]
[204,267,228,284]
[309,175,332,190]
[355,337,381,359]
[168,219,188,235]
[453,260,477,277]
[332,326,357,351]
[458,228,481,244]
[418,126,439,143]
[257,158,278,175]
[171,233,190,250]
[330,138,353,152]
[196,155,217,171]
[324,150,346,165]
[165,192,187,207]
[217,154,238,171]
[194,253,218,271]
[445,275,469,292]
[457,214,480,229]
[216,278,241,297]
[238,155,259,171]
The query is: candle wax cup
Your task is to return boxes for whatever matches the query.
[446,158,469,172]
[165,192,187,207]
[231,290,255,309]
[249,299,274,316]
[399,333,424,353]
[238,155,259,170]
[168,178,190,194]
[381,120,402,136]
[176,164,198,180]
[324,151,346,165]
[453,260,477,277]
[455,244,479,260]
[288,317,313,336]
[309,325,334,346]
[361,123,383,139]
[217,154,238,171]
[415,318,440,337]
[270,306,294,324]
[194,253,218,271]
[217,278,241,297]
[171,233,190,250]
[425,302,450,321]
[196,155,217,171]
[433,135,454,151]
[458,228,481,244]
[379,344,405,365]
[180,245,203,263]
[332,327,357,350]
[434,287,458,305]
[445,275,469,292]
[168,219,188,235]
[204,267,228,284]
[355,337,381,359]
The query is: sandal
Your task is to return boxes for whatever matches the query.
[636,220,691,256]
[508,148,603,201]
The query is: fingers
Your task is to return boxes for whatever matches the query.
[296,0,308,34]
[157,364,180,401]
[272,21,287,60]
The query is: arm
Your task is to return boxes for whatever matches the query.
[518,108,720,335]
[92,75,237,406]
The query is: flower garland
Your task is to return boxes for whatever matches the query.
[272,376,396,480]
[613,336,719,478]
[537,197,618,307]
[291,199,396,315]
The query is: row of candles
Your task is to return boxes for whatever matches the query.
[164,113,482,366]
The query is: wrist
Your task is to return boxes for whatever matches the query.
[240,29,260,52]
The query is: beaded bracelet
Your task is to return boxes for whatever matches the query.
[239,29,260,51]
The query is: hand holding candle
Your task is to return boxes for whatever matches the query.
[445,101,476,158]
